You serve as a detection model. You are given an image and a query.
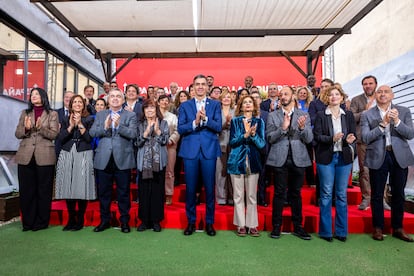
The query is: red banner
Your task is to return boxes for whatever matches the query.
[116,57,322,94]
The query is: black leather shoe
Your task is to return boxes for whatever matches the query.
[153,223,162,232]
[184,224,196,236]
[270,226,281,239]
[392,228,414,242]
[62,223,75,231]
[258,200,268,207]
[93,222,110,232]
[32,225,48,231]
[206,224,216,236]
[121,223,130,233]
[72,224,84,231]
[293,226,311,240]
[334,236,347,242]
[320,236,333,242]
[137,222,147,232]
[372,228,384,241]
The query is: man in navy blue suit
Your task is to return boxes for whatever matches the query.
[178,74,222,236]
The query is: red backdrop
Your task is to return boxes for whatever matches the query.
[116,56,322,93]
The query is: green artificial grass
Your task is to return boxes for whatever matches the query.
[1,222,413,275]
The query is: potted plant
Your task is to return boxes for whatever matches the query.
[352,171,359,186]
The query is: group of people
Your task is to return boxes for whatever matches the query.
[14,73,414,243]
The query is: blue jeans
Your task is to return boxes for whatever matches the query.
[317,152,352,237]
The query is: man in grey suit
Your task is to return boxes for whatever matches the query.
[90,88,138,233]
[361,85,414,242]
[266,86,313,240]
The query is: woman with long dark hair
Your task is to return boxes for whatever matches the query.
[55,95,96,231]
[136,99,169,232]
[15,87,59,231]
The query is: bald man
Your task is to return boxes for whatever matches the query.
[361,85,414,242]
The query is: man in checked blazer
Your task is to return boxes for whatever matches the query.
[90,88,137,234]
[361,85,414,242]
[266,86,313,240]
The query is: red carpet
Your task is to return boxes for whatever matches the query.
[50,184,414,234]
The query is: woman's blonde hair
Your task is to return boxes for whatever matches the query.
[219,90,235,109]
[321,86,348,105]
[295,86,313,108]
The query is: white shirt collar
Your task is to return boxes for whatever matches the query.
[325,107,346,116]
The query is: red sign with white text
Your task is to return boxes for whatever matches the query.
[3,60,45,100]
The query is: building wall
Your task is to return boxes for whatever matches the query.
[333,0,414,96]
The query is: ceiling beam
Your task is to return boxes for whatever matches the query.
[280,51,307,78]
[35,0,101,58]
[110,53,138,81]
[71,28,346,38]
[100,51,324,59]
[321,0,383,51]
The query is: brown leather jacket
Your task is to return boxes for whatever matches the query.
[15,110,59,166]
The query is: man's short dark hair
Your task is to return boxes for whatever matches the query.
[193,74,207,83]
[361,75,377,85]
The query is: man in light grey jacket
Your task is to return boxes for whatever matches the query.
[361,85,414,242]
[266,86,313,240]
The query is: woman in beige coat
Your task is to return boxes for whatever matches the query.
[158,95,180,205]
[15,87,59,231]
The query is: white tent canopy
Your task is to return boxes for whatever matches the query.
[33,0,382,58]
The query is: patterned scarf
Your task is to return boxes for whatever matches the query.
[142,120,161,179]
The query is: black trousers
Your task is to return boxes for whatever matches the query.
[257,152,269,204]
[18,156,54,230]
[370,150,407,230]
[138,170,165,224]
[96,156,131,225]
[271,157,305,228]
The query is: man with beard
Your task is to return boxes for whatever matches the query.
[266,86,313,240]
[206,75,214,92]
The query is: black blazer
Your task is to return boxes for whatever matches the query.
[313,109,356,165]
[58,115,94,153]
[86,98,96,115]
[123,102,143,121]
